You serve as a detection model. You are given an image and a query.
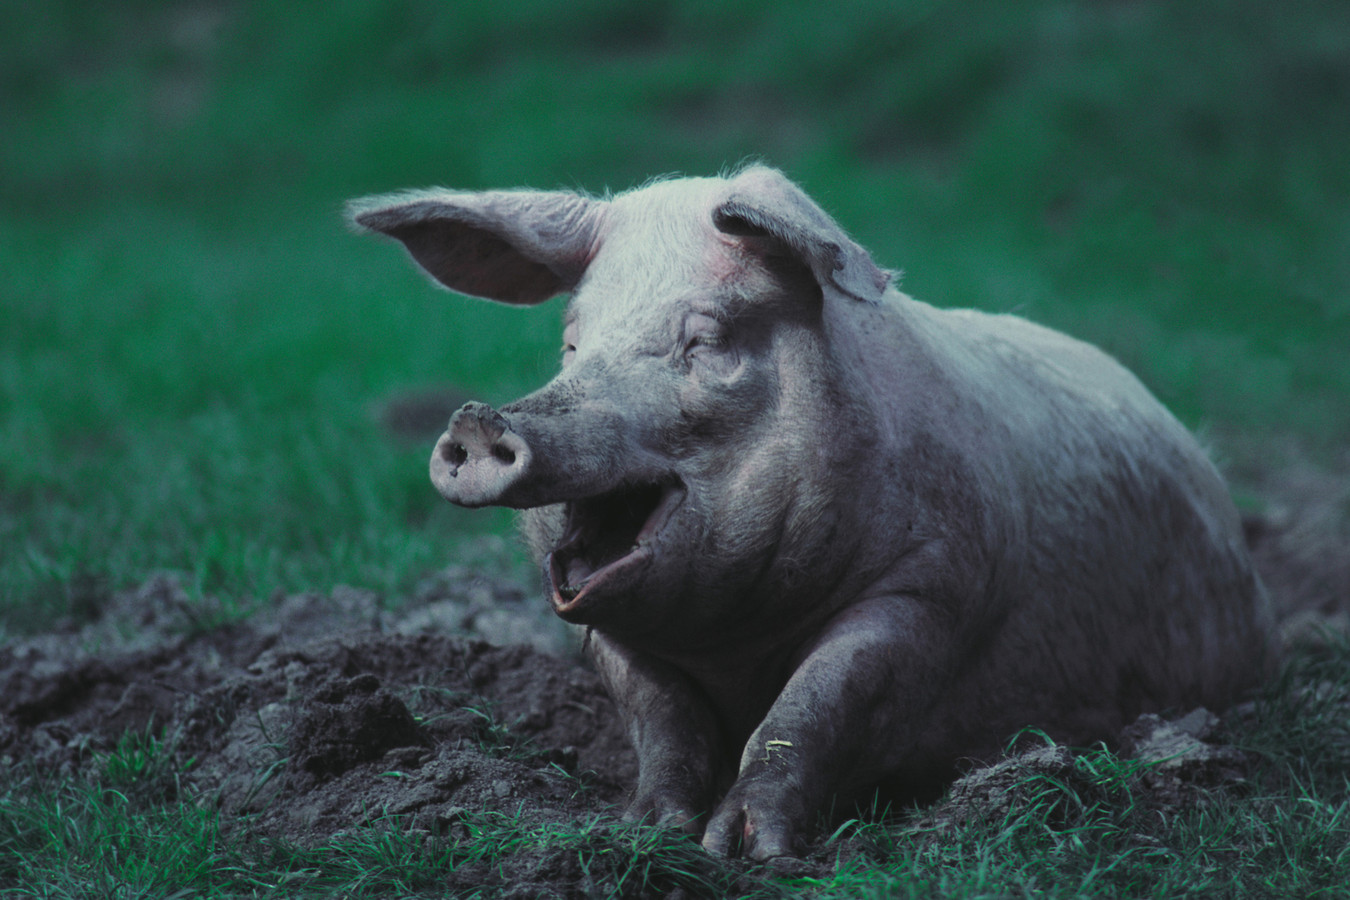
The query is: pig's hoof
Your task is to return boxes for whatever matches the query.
[701,800,799,861]
[623,795,703,835]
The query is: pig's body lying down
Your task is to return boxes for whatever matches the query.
[350,166,1273,859]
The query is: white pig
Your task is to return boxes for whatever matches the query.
[349,165,1274,859]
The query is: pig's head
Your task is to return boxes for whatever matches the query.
[350,167,891,641]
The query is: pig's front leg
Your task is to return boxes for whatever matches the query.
[586,629,724,832]
[701,597,953,860]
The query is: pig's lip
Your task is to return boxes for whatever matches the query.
[547,478,685,618]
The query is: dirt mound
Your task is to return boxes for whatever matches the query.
[0,573,633,854]
[179,632,635,846]
[910,707,1254,840]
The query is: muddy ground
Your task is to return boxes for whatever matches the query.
[2,453,1348,895]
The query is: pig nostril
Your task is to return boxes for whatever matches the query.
[491,444,516,466]
[443,442,469,467]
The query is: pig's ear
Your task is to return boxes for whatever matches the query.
[346,189,603,305]
[712,167,891,304]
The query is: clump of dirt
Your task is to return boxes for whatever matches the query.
[909,707,1254,839]
[287,673,429,784]
[1117,707,1253,805]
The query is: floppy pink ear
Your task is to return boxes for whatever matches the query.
[347,188,605,305]
[712,166,891,304]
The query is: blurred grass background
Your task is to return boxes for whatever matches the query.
[2,0,1347,631]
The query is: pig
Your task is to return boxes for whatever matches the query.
[348,165,1274,860]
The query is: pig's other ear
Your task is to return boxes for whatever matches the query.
[346,189,604,305]
[712,166,892,304]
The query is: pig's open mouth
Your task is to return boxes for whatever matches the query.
[547,478,685,616]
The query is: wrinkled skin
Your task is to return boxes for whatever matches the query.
[349,166,1274,859]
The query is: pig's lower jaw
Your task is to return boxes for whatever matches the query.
[547,478,685,620]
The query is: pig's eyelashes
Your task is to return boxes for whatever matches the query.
[684,332,740,377]
[685,333,730,361]
[683,313,730,354]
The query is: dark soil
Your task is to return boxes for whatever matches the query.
[1,456,1347,895]
[0,573,633,845]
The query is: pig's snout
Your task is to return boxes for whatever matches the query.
[430,401,532,507]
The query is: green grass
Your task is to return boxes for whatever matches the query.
[0,739,753,898]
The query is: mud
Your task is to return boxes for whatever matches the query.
[0,572,633,847]
[1,453,1348,892]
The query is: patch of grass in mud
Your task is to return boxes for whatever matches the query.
[259,814,745,899]
[0,768,748,899]
[2,638,1347,897]
[407,687,546,766]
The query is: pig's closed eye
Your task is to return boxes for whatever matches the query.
[684,314,738,376]
[685,317,727,353]
[561,344,576,366]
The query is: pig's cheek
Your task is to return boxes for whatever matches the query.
[701,770,806,860]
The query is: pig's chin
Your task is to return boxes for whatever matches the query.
[546,478,685,621]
